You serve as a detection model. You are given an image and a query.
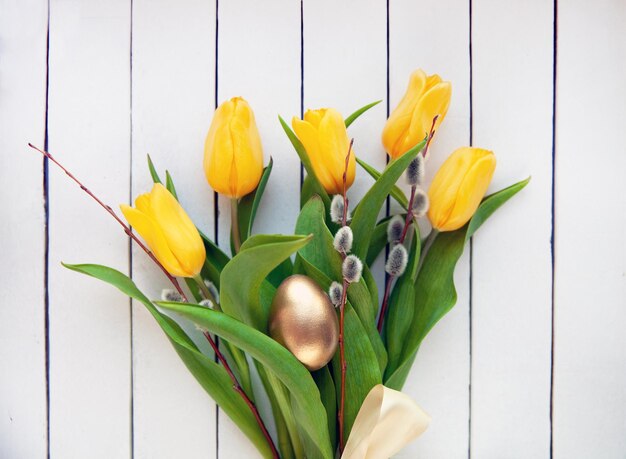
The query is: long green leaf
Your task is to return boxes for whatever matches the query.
[63,263,273,458]
[256,363,301,459]
[312,367,337,450]
[356,157,408,209]
[350,140,425,259]
[220,234,312,331]
[158,302,334,459]
[146,154,163,184]
[344,100,382,128]
[384,178,530,388]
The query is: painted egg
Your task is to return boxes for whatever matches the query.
[268,274,339,371]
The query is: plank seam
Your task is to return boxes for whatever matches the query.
[300,0,304,186]
[43,1,51,456]
[214,0,221,456]
[468,0,474,458]
[129,0,135,457]
[549,0,558,457]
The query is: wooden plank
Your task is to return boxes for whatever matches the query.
[471,1,553,457]
[0,1,49,456]
[303,0,389,303]
[46,1,132,456]
[216,0,301,457]
[131,1,217,457]
[389,0,471,456]
[553,1,626,457]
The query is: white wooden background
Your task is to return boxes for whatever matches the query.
[1,0,625,457]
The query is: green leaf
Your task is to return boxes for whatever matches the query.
[383,235,420,372]
[384,178,530,389]
[146,154,163,184]
[295,256,381,445]
[279,115,330,208]
[165,170,178,199]
[221,234,312,331]
[295,197,387,371]
[356,157,408,209]
[158,302,334,459]
[467,177,531,239]
[365,215,393,266]
[312,367,337,450]
[344,100,382,128]
[256,363,303,459]
[350,139,425,260]
[300,175,318,209]
[197,230,230,289]
[236,158,274,243]
[63,263,274,458]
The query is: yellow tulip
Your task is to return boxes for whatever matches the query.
[382,69,452,159]
[120,183,206,277]
[428,147,496,232]
[292,108,356,195]
[204,97,264,199]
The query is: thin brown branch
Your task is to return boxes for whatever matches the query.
[337,138,353,454]
[28,143,188,301]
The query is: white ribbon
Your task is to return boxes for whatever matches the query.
[341,384,431,459]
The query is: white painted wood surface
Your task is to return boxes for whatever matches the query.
[1,1,625,458]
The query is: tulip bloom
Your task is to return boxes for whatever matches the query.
[382,69,452,159]
[121,183,206,277]
[204,97,264,199]
[292,108,356,195]
[428,147,496,232]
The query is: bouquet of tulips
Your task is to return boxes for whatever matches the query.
[31,69,528,459]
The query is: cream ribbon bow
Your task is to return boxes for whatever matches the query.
[341,384,431,459]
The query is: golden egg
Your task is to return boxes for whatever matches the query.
[268,274,339,371]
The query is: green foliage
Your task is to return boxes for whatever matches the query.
[220,234,312,331]
[356,157,408,209]
[344,100,382,128]
[350,140,425,259]
[384,178,530,389]
[295,256,381,445]
[295,197,387,371]
[158,301,334,459]
[233,158,274,250]
[62,263,275,459]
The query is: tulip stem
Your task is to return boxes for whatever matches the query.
[417,229,439,274]
[192,274,219,306]
[27,143,189,302]
[231,198,242,254]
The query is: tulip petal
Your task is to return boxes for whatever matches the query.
[319,108,353,193]
[444,150,496,230]
[120,204,189,277]
[148,184,206,276]
[230,99,264,198]
[428,147,496,231]
[410,81,452,146]
[382,70,428,158]
[292,116,337,193]
[205,102,237,197]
